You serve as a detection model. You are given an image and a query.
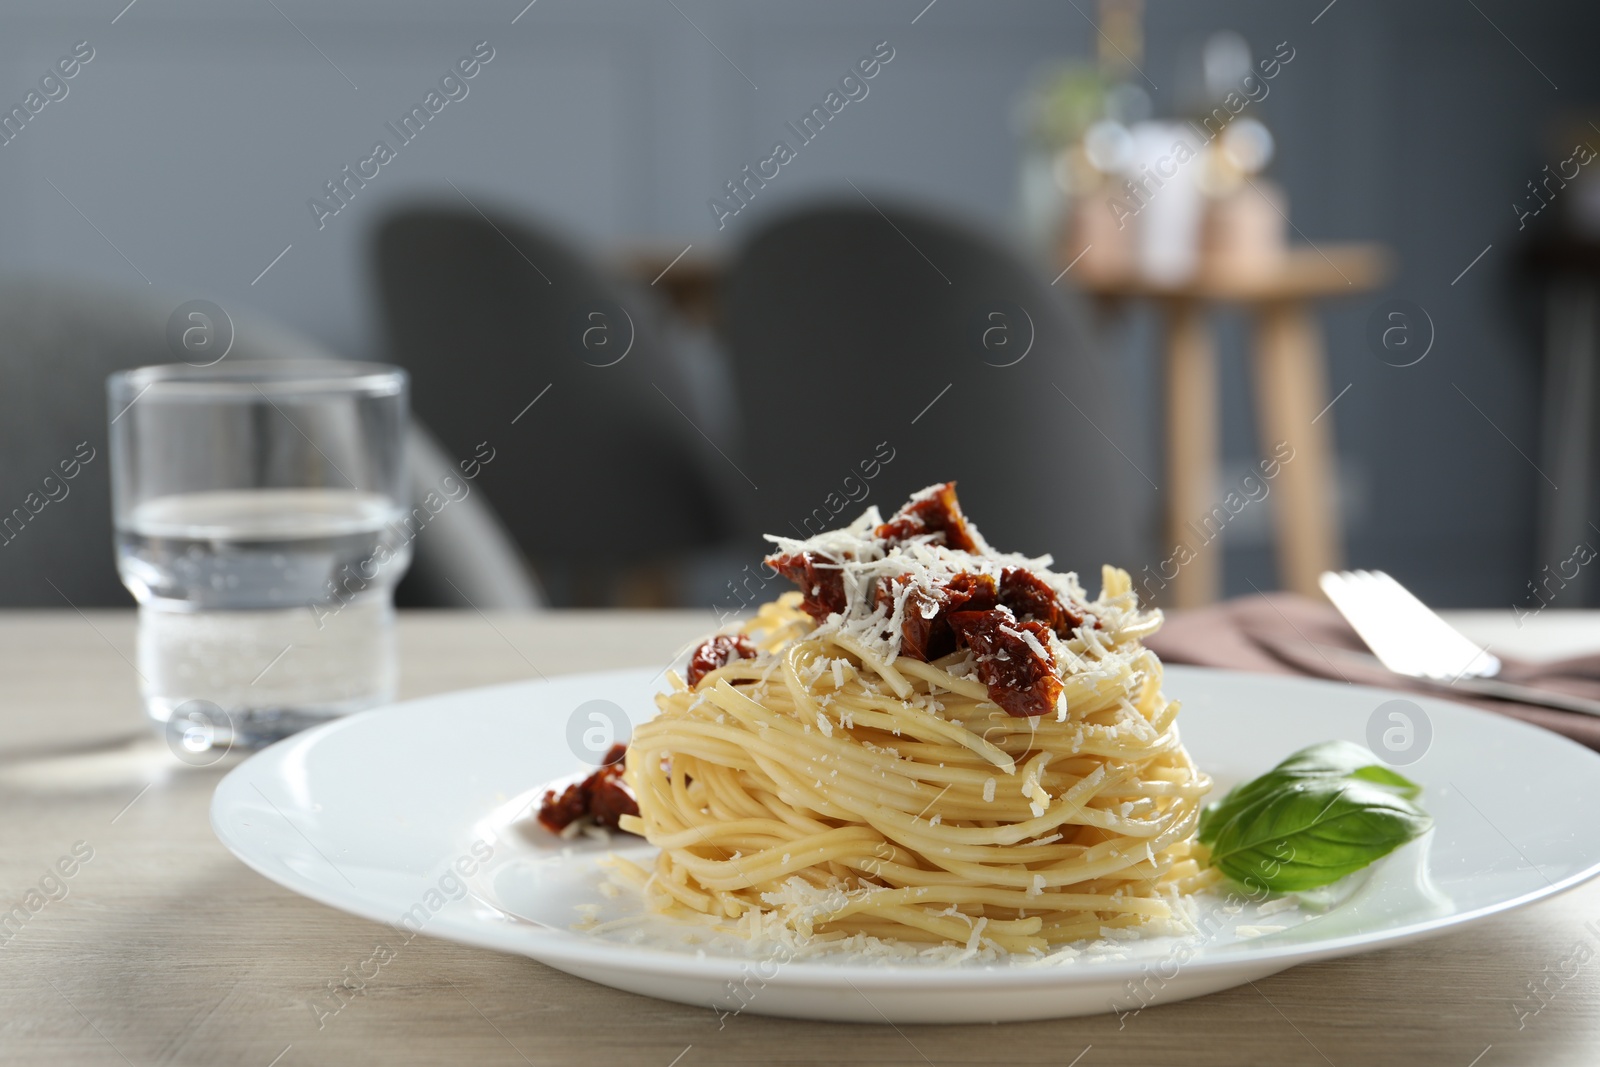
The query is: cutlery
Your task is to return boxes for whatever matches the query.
[1319,569,1600,719]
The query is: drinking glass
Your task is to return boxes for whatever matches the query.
[108,361,410,751]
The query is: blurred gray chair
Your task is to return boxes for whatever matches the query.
[0,276,540,609]
[719,199,1145,575]
[370,203,736,606]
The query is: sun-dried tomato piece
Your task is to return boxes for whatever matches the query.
[686,634,757,687]
[876,571,999,661]
[585,771,639,829]
[875,575,934,656]
[765,550,848,622]
[947,606,1063,718]
[874,482,981,552]
[943,573,1000,615]
[999,567,1095,636]
[537,744,640,833]
[536,780,588,833]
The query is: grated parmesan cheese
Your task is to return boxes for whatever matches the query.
[1235,925,1287,939]
[760,496,1156,672]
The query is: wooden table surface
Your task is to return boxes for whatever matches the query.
[3,609,1598,1067]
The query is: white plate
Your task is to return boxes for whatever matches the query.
[211,666,1600,1023]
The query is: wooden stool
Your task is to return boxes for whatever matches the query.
[1081,245,1390,607]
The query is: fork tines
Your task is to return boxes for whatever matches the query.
[1319,569,1501,682]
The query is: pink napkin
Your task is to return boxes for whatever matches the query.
[1144,593,1600,751]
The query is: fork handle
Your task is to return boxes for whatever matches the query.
[1439,676,1600,720]
[1313,644,1600,719]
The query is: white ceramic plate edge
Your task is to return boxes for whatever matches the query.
[210,667,1600,998]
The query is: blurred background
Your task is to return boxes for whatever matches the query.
[3,0,1599,614]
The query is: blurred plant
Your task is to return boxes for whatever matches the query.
[1017,64,1106,151]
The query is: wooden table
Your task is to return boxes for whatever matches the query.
[1081,245,1390,608]
[3,609,1597,1067]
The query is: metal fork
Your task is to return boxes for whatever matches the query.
[1319,569,1600,718]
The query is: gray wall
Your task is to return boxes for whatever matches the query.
[1,0,1592,606]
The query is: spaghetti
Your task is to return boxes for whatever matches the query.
[618,484,1214,954]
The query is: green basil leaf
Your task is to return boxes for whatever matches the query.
[1273,741,1423,798]
[1206,776,1432,893]
[1197,773,1285,846]
[1196,794,1225,842]
[1197,741,1423,848]
[1349,763,1423,798]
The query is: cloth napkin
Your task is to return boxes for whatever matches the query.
[1143,593,1600,752]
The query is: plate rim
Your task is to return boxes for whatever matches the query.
[211,664,1600,989]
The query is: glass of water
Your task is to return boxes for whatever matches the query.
[108,361,410,751]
